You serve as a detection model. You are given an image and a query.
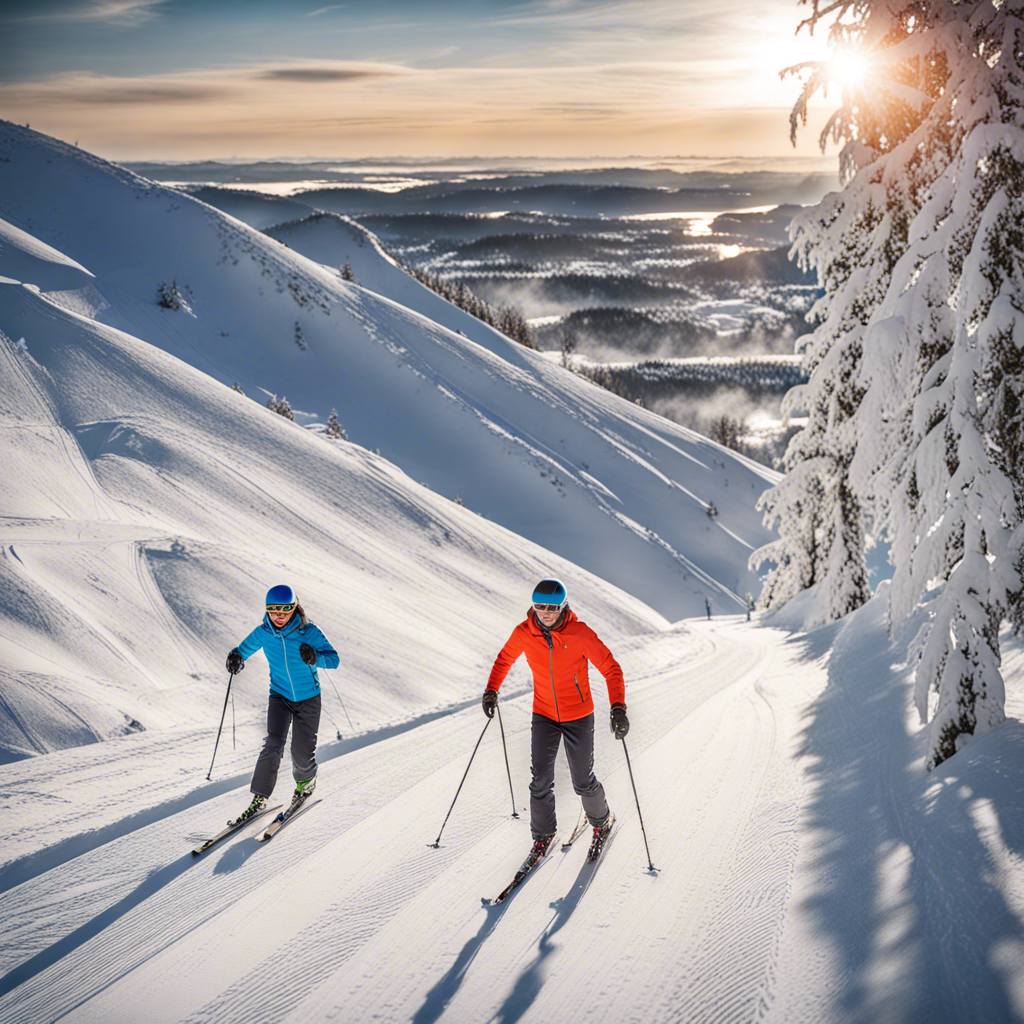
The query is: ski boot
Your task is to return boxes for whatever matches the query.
[293,777,317,799]
[229,793,267,826]
[524,833,555,871]
[587,813,615,862]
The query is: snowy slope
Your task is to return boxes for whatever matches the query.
[3,607,1021,1023]
[0,615,809,1024]
[0,121,777,622]
[264,210,528,352]
[0,279,661,765]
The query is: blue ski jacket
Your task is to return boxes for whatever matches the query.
[236,613,339,702]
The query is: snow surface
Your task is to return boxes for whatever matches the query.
[2,123,1023,1022]
[2,609,1023,1023]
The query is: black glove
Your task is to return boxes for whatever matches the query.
[299,643,317,666]
[226,649,244,674]
[482,689,498,718]
[610,702,629,739]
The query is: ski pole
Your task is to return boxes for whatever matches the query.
[621,737,656,872]
[206,671,235,781]
[429,717,491,848]
[322,668,353,735]
[496,702,519,818]
[322,706,343,742]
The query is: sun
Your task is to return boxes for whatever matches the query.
[830,49,871,90]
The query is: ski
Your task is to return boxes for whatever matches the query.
[192,803,282,856]
[256,796,321,842]
[486,838,556,905]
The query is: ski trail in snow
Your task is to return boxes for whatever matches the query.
[0,332,125,524]
[0,621,826,1024]
[0,624,703,1022]
[129,539,204,681]
[276,623,788,1024]
[5,538,170,692]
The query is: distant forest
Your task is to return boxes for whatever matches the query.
[576,356,806,407]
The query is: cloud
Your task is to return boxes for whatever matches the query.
[6,74,231,107]
[75,83,231,105]
[11,0,170,25]
[1,62,414,114]
[306,4,347,15]
[257,65,410,84]
[0,43,836,163]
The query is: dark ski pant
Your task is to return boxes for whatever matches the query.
[530,712,609,839]
[251,692,321,798]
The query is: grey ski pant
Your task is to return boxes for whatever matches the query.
[251,692,321,798]
[530,712,609,839]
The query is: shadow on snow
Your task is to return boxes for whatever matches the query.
[784,596,1024,1023]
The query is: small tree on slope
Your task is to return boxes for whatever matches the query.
[757,0,1024,767]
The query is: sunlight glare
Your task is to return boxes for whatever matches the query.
[831,49,870,90]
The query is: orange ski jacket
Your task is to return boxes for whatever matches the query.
[486,608,625,723]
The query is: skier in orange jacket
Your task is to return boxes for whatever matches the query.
[484,578,629,864]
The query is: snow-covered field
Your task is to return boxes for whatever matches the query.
[1,123,1023,1022]
[2,609,1023,1023]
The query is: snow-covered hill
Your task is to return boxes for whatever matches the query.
[0,276,667,761]
[0,121,776,624]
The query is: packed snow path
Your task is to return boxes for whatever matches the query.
[0,618,802,1024]
[2,614,1022,1024]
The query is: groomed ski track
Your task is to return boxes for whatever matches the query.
[0,618,818,1024]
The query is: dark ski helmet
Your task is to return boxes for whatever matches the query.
[265,584,296,610]
[531,578,568,610]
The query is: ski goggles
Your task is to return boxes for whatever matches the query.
[266,603,296,613]
[533,603,565,613]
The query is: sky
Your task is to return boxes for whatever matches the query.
[0,0,840,165]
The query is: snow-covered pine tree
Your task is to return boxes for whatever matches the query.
[749,421,829,609]
[770,0,1024,767]
[157,280,183,310]
[325,408,347,440]
[266,394,295,421]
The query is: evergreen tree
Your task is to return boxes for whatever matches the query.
[560,321,578,368]
[325,408,347,440]
[157,280,183,310]
[765,0,1024,766]
[709,413,744,452]
[266,394,295,421]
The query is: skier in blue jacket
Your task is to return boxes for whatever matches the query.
[226,584,339,823]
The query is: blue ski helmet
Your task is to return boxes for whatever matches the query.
[531,578,568,609]
[265,584,296,609]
